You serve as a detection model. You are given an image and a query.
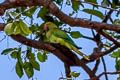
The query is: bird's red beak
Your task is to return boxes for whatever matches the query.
[44,25,48,30]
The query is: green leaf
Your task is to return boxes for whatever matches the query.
[17,48,23,65]
[37,52,47,62]
[70,71,80,78]
[117,76,120,80]
[10,51,17,59]
[116,60,120,71]
[16,62,24,78]
[19,20,32,36]
[1,48,16,55]
[37,7,54,22]
[13,21,21,35]
[29,25,38,32]
[85,0,97,4]
[110,49,120,58]
[4,23,15,35]
[55,0,63,5]
[38,7,54,22]
[37,7,49,21]
[113,19,120,24]
[71,0,81,11]
[22,7,37,18]
[83,9,104,19]
[29,7,37,15]
[10,12,19,18]
[15,7,26,13]
[28,53,35,60]
[30,60,40,71]
[112,0,120,5]
[23,62,34,78]
[70,31,83,39]
[29,53,40,71]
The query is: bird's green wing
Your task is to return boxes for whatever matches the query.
[50,28,79,48]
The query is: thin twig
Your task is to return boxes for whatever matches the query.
[82,35,94,41]
[76,0,119,11]
[99,31,120,47]
[0,35,6,42]
[102,10,113,23]
[101,57,108,80]
[92,71,120,80]
[15,6,35,19]
[102,45,118,56]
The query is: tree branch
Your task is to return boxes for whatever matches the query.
[79,0,118,11]
[64,63,71,78]
[102,10,113,23]
[99,31,120,46]
[92,59,100,74]
[0,0,120,33]
[92,71,120,80]
[92,45,118,60]
[101,57,108,80]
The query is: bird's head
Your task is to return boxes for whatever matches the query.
[44,22,58,31]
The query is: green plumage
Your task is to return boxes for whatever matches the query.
[44,22,89,60]
[46,28,80,49]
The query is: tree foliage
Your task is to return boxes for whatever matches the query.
[0,0,120,80]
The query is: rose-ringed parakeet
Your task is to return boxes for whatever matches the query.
[44,22,89,60]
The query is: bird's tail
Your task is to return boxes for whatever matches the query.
[71,46,90,60]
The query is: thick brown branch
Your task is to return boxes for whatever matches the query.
[0,0,120,33]
[47,2,120,33]
[11,34,73,64]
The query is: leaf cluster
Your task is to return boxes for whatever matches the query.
[4,20,32,36]
[1,47,48,78]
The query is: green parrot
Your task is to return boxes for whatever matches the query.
[44,22,89,60]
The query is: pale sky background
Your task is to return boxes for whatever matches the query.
[0,0,118,80]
